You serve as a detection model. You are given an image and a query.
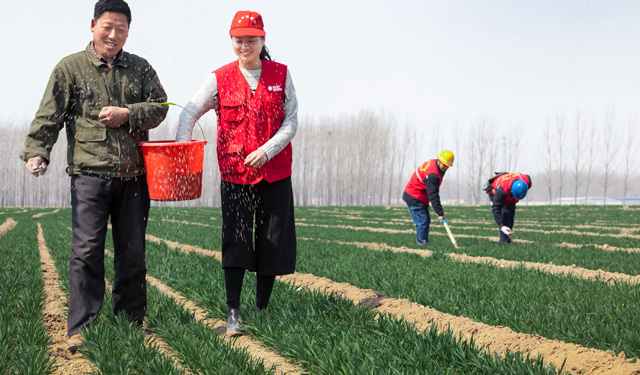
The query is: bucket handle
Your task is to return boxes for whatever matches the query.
[162,102,206,142]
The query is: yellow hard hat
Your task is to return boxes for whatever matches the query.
[437,150,454,167]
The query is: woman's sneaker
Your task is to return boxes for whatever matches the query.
[226,307,246,337]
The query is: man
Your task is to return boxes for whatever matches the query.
[486,173,532,244]
[402,150,454,245]
[20,0,167,351]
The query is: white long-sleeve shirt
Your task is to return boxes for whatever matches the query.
[175,65,298,160]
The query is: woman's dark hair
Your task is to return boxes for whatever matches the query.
[259,44,272,61]
[94,0,132,25]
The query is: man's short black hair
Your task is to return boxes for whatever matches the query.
[94,0,131,25]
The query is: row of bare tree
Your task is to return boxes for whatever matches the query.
[2,109,638,207]
[541,108,638,205]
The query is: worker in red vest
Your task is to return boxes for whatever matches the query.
[175,10,298,336]
[403,150,454,245]
[487,173,532,244]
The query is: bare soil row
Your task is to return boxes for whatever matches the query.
[295,222,640,253]
[33,222,302,375]
[148,233,640,375]
[317,212,640,232]
[36,222,96,375]
[298,236,640,286]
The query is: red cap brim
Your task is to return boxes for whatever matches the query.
[229,28,265,37]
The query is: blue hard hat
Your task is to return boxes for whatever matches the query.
[511,179,528,200]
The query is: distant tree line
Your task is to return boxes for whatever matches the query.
[2,108,638,207]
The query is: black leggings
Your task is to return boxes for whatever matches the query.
[225,267,276,310]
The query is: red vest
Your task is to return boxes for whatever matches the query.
[214,60,292,184]
[404,159,443,205]
[491,173,531,205]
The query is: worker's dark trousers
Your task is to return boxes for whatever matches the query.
[499,207,515,244]
[67,174,150,337]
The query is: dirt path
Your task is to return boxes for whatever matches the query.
[298,236,434,257]
[280,274,640,375]
[446,253,640,285]
[162,218,639,286]
[37,223,96,375]
[145,235,305,374]
[156,218,216,227]
[296,222,640,253]
[299,237,640,285]
[33,208,61,218]
[511,227,640,240]
[0,218,17,237]
[320,215,640,234]
[100,249,191,375]
[148,234,640,375]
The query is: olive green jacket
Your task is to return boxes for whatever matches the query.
[20,43,168,177]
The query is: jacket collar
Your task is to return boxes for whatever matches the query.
[85,42,127,68]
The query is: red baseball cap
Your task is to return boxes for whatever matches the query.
[229,11,265,36]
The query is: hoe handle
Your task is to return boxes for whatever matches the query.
[442,220,459,248]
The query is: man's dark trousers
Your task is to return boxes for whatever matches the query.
[68,174,150,337]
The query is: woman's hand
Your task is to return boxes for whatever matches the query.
[244,149,268,168]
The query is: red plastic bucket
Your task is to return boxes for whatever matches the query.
[139,140,207,201]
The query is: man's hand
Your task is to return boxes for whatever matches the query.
[244,149,268,168]
[26,156,48,177]
[99,106,130,128]
[438,216,445,223]
[500,226,512,236]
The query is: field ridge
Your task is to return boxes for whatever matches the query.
[148,232,640,375]
[37,222,96,375]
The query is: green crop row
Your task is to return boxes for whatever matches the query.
[291,209,637,249]
[293,205,640,229]
[141,230,563,374]
[148,205,639,249]
[20,206,640,374]
[295,238,640,358]
[146,207,640,356]
[296,212,625,237]
[41,214,563,374]
[147,205,640,283]
[0,220,54,375]
[39,217,275,375]
[294,221,640,277]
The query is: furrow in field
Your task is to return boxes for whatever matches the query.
[296,222,640,253]
[303,215,640,239]
[158,216,640,271]
[151,218,216,227]
[36,222,97,375]
[0,218,17,237]
[295,221,529,243]
[298,237,640,286]
[316,214,640,233]
[297,236,435,258]
[147,234,640,375]
[33,208,61,218]
[103,249,192,375]
[281,273,640,375]
[145,234,305,374]
[508,227,640,240]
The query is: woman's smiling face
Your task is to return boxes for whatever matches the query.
[232,36,265,69]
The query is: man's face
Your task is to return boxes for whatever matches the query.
[91,12,129,62]
[437,160,449,173]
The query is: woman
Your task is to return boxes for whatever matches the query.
[175,10,298,336]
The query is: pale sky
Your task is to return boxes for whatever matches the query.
[1,0,639,168]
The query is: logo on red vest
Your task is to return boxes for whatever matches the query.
[268,85,283,92]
